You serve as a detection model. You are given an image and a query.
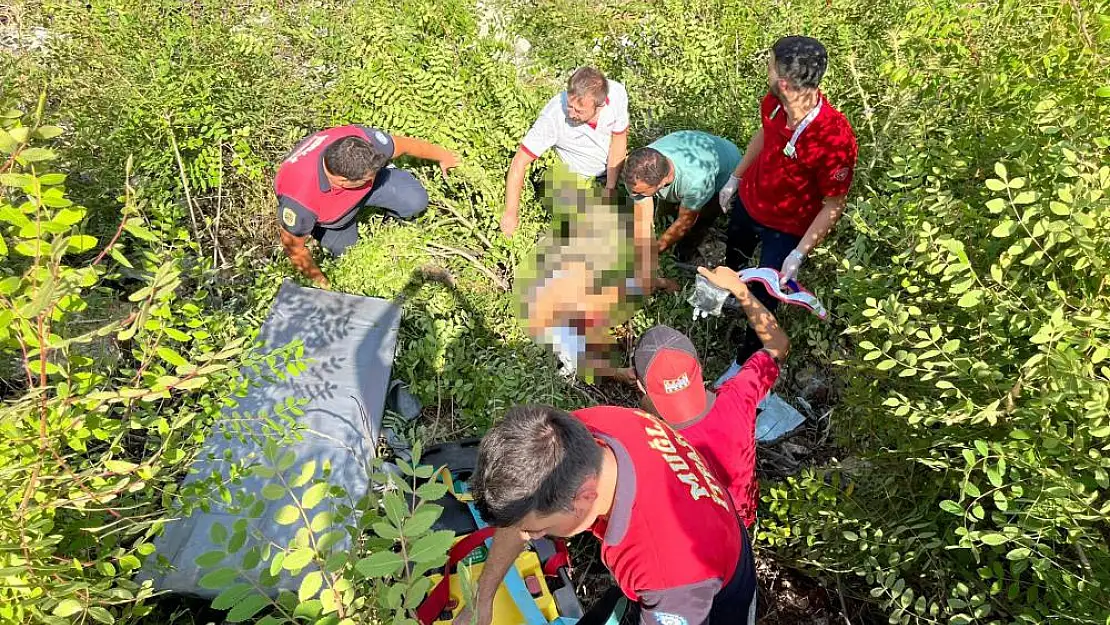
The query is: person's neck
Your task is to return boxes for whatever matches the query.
[591,446,619,520]
[781,89,820,128]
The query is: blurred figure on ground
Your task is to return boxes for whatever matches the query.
[274,125,458,288]
[621,130,741,271]
[515,168,637,380]
[716,35,857,384]
[630,265,789,530]
[501,66,629,238]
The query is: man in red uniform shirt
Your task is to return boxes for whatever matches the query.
[274,125,458,288]
[460,399,757,625]
[631,265,789,529]
[716,35,857,384]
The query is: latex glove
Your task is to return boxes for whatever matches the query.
[780,249,805,287]
[717,174,739,211]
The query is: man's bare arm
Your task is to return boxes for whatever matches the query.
[502,148,537,237]
[633,198,655,291]
[280,229,328,287]
[657,206,699,253]
[392,135,460,172]
[794,194,847,256]
[731,127,765,178]
[697,266,789,362]
[453,528,528,625]
[605,132,628,194]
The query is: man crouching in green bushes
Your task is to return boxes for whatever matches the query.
[274,125,459,288]
[458,402,757,625]
[622,130,741,266]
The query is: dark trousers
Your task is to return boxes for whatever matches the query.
[725,197,801,364]
[315,167,429,256]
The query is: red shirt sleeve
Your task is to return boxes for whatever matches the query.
[813,117,858,198]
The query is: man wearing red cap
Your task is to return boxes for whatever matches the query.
[631,265,789,528]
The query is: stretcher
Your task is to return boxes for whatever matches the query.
[415,441,629,625]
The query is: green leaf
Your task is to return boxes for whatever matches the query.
[1096,86,1110,98]
[1006,547,1031,560]
[52,207,86,226]
[198,567,238,589]
[984,198,1007,214]
[404,504,443,536]
[34,125,65,140]
[842,530,859,541]
[193,550,226,568]
[876,359,897,371]
[373,521,401,540]
[980,533,1008,546]
[1012,191,1036,205]
[993,162,1008,180]
[226,594,270,623]
[408,530,455,563]
[53,599,83,617]
[415,481,449,501]
[209,523,228,545]
[156,346,188,368]
[940,500,964,516]
[383,492,408,527]
[293,600,323,620]
[277,450,297,472]
[299,571,324,602]
[261,483,286,501]
[354,551,404,578]
[985,178,1006,192]
[274,504,300,525]
[211,583,254,610]
[957,291,981,308]
[87,607,115,625]
[67,235,98,253]
[290,461,317,488]
[282,548,314,571]
[990,220,1015,238]
[302,482,329,510]
[310,510,333,532]
[18,147,55,162]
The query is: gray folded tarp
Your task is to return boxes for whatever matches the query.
[143,280,402,598]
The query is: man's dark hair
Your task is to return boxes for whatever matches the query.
[323,136,389,180]
[567,66,609,106]
[621,147,669,187]
[471,405,603,527]
[772,36,828,90]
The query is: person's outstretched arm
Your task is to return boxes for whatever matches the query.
[502,148,537,237]
[452,527,528,625]
[697,266,789,362]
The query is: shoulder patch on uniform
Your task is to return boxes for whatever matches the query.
[833,167,851,181]
[281,207,298,228]
[654,613,687,625]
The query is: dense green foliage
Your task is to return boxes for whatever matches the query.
[2,0,1109,623]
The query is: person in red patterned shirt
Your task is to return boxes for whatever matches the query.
[716,35,857,385]
[630,265,790,530]
[459,397,757,625]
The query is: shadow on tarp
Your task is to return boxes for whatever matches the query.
[142,278,408,600]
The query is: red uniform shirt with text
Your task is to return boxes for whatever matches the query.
[676,350,780,529]
[274,125,395,226]
[575,406,743,602]
[739,92,858,237]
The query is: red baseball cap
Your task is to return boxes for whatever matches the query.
[633,325,715,426]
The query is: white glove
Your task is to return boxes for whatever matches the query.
[780,249,805,287]
[717,174,739,211]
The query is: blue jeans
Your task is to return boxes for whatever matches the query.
[725,197,801,363]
